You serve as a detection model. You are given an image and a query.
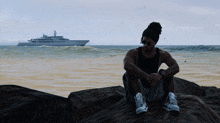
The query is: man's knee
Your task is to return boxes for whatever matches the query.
[124,72,139,80]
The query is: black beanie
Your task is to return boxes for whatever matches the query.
[142,22,162,43]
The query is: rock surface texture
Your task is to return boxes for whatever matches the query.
[1,77,220,123]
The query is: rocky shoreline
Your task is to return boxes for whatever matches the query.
[1,77,220,123]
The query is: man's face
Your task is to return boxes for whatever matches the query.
[141,36,156,52]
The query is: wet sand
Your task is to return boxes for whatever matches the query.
[1,54,220,97]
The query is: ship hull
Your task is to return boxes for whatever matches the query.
[17,40,89,46]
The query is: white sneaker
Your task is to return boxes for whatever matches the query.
[164,92,179,112]
[134,93,148,114]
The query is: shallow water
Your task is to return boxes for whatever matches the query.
[0,45,220,97]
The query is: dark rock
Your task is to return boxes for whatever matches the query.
[1,77,220,123]
[79,94,220,123]
[174,77,206,97]
[68,86,125,122]
[201,86,220,116]
[174,77,220,117]
[0,85,74,123]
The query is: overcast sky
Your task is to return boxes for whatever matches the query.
[1,0,220,45]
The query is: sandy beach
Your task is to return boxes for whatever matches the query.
[1,52,220,97]
[0,56,125,97]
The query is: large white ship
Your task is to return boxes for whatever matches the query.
[17,31,89,46]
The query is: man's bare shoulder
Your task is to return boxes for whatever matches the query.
[126,48,139,56]
[124,48,140,64]
[158,48,168,54]
[158,48,173,60]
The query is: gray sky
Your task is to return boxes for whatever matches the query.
[0,0,220,45]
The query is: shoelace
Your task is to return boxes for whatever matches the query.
[136,95,144,107]
[169,96,177,105]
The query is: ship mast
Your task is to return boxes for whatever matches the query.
[54,30,57,37]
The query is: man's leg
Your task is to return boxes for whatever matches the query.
[123,73,141,98]
[163,76,174,99]
[123,73,148,114]
[163,76,179,113]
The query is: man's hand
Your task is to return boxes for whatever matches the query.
[148,73,162,87]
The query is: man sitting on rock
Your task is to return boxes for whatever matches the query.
[123,22,180,114]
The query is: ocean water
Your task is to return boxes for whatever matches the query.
[0,45,220,97]
[1,45,220,59]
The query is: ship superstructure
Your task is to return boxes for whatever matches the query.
[17,31,89,46]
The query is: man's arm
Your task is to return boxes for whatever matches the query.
[123,49,149,80]
[161,51,180,78]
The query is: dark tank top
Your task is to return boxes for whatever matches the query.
[137,47,160,75]
[137,47,160,88]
